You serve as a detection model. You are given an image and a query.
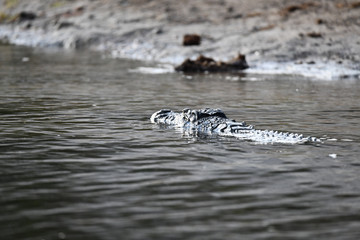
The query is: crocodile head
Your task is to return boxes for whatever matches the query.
[150,109,177,124]
[182,108,227,123]
[151,108,228,125]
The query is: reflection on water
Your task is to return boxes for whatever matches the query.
[1,44,360,240]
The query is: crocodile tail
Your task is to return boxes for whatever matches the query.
[233,129,318,144]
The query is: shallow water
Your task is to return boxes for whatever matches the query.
[1,45,360,240]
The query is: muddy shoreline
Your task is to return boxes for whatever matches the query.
[1,0,360,79]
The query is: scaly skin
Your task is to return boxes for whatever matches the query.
[150,108,319,144]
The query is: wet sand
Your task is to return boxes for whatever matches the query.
[1,0,360,79]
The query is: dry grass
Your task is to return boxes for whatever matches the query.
[4,0,19,9]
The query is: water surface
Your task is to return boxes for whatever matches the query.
[1,45,360,240]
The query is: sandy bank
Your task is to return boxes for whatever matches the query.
[1,0,360,79]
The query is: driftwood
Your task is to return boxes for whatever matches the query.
[183,34,201,46]
[175,54,249,73]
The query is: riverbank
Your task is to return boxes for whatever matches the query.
[1,0,360,80]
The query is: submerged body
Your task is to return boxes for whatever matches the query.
[151,108,319,144]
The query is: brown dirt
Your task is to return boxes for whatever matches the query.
[0,0,360,78]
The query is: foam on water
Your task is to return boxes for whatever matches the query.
[246,61,360,80]
[129,65,174,74]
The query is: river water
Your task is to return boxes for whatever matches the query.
[1,44,360,240]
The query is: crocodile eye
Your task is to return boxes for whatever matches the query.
[189,111,199,122]
[182,108,191,114]
[180,109,189,121]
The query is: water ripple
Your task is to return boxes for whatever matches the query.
[1,45,360,240]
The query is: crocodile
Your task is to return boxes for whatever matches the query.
[150,108,319,144]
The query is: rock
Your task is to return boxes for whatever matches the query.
[283,5,302,13]
[279,3,316,16]
[336,3,346,8]
[225,13,243,20]
[18,11,37,21]
[227,6,234,13]
[351,2,360,8]
[153,28,163,35]
[60,6,85,18]
[246,12,262,18]
[253,24,275,32]
[175,54,249,73]
[307,32,322,38]
[336,2,360,9]
[24,23,32,29]
[58,22,74,29]
[316,18,324,24]
[183,34,201,46]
